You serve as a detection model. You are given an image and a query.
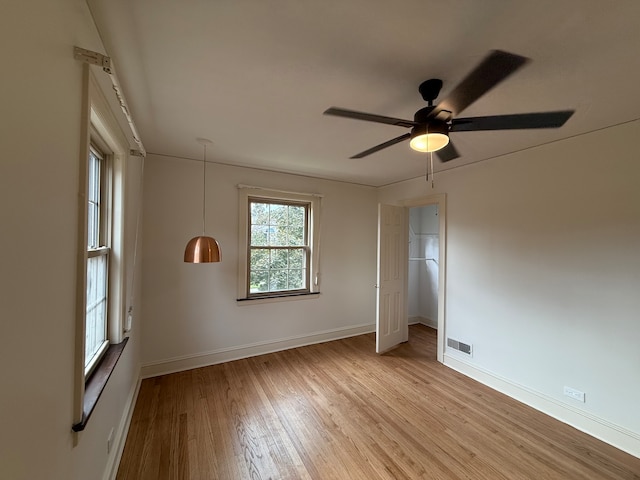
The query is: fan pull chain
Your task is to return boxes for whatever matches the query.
[425,124,430,183]
[425,155,429,182]
[423,125,435,188]
[430,151,435,188]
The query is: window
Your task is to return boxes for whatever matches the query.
[238,187,321,301]
[85,145,110,376]
[248,199,310,296]
[73,69,130,432]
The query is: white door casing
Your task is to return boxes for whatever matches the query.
[376,204,408,353]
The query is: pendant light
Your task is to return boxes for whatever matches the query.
[184,138,221,263]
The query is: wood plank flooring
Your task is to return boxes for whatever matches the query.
[117,325,640,479]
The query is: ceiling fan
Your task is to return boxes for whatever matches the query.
[324,50,574,162]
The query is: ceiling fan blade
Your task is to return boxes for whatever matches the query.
[350,133,411,158]
[324,107,416,128]
[450,110,574,132]
[434,50,530,117]
[435,141,460,162]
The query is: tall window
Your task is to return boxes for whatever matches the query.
[237,187,321,301]
[85,145,110,376]
[74,69,129,431]
[248,199,310,296]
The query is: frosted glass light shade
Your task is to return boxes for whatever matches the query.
[409,121,450,153]
[409,132,450,152]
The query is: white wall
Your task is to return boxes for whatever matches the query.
[409,204,439,236]
[0,1,143,479]
[141,155,377,373]
[379,120,640,455]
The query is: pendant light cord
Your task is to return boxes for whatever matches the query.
[124,154,145,334]
[202,143,207,235]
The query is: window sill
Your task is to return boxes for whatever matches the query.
[237,291,320,305]
[72,337,128,432]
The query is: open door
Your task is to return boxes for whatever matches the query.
[376,204,408,353]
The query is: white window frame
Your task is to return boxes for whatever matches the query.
[84,143,111,377]
[237,187,321,302]
[74,68,128,389]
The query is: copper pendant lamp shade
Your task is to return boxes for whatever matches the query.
[184,235,221,263]
[184,138,221,263]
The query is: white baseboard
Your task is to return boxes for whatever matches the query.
[141,323,376,379]
[105,366,142,480]
[408,315,437,329]
[444,353,640,459]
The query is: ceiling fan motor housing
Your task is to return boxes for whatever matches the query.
[418,78,443,104]
[414,106,438,124]
[410,120,449,140]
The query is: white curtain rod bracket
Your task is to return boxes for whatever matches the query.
[74,46,112,73]
[74,46,146,157]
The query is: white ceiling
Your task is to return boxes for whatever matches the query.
[88,0,640,187]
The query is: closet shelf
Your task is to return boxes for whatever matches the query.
[409,257,438,264]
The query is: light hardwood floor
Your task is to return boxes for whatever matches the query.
[117,325,640,479]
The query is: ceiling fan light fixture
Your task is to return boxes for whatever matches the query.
[409,123,449,153]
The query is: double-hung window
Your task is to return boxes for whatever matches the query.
[73,66,130,432]
[85,145,110,376]
[249,199,309,295]
[238,187,321,301]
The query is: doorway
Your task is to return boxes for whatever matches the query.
[376,194,446,362]
[408,204,439,330]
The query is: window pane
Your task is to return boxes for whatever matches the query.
[87,150,101,249]
[288,226,304,246]
[87,206,96,248]
[288,269,305,289]
[270,226,287,246]
[270,249,288,269]
[88,151,97,202]
[269,203,287,225]
[250,269,269,293]
[250,202,269,225]
[289,248,304,268]
[250,225,269,246]
[289,205,305,226]
[269,269,288,291]
[85,253,108,367]
[250,249,269,270]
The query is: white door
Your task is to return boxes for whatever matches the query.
[376,204,408,353]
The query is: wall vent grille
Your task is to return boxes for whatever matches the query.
[447,337,472,355]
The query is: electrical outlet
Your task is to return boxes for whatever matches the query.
[107,427,115,454]
[563,386,585,402]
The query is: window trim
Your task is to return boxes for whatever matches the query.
[246,197,311,298]
[237,187,322,302]
[73,65,130,431]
